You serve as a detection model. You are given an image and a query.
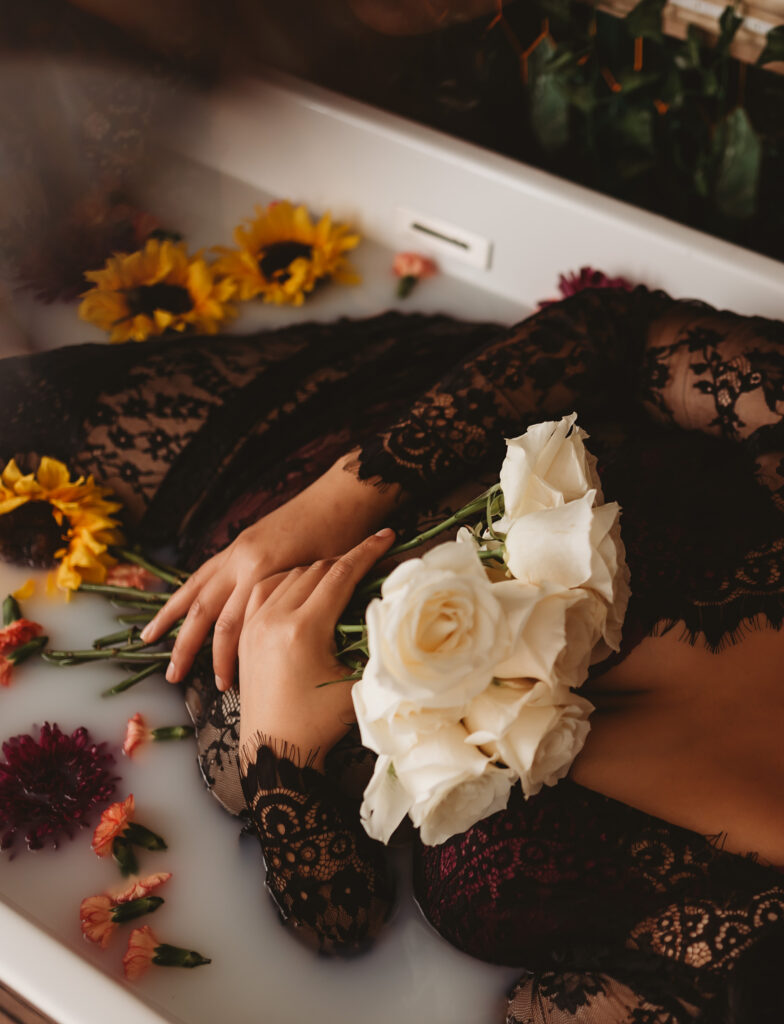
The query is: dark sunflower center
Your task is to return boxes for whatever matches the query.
[0,502,67,568]
[124,283,193,317]
[258,241,313,282]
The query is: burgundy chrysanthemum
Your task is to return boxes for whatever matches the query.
[538,266,636,308]
[0,723,118,853]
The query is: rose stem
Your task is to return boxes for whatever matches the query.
[101,662,161,697]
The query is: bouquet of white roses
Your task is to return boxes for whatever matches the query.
[350,413,629,846]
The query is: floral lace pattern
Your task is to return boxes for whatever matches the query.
[3,290,784,1018]
[239,737,394,955]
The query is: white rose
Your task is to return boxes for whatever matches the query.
[493,582,606,690]
[396,724,514,846]
[464,681,593,798]
[359,755,412,844]
[359,724,514,846]
[500,413,602,520]
[359,540,511,712]
[353,660,457,755]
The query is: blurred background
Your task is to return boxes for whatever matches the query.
[0,0,782,351]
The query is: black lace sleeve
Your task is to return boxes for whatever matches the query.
[350,287,673,498]
[239,734,395,956]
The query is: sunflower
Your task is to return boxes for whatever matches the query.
[79,238,236,343]
[0,457,124,592]
[213,200,360,306]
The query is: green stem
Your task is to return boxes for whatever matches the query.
[94,627,138,649]
[7,636,48,665]
[111,896,164,923]
[150,725,195,742]
[110,600,166,613]
[80,582,168,602]
[336,624,366,634]
[116,612,166,625]
[386,486,500,557]
[113,837,138,877]
[44,647,171,662]
[152,944,211,969]
[112,547,188,587]
[102,662,161,697]
[123,821,167,851]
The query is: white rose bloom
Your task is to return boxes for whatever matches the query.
[464,681,593,798]
[500,413,602,519]
[359,540,510,712]
[360,755,413,844]
[493,582,605,690]
[391,724,514,846]
[353,661,457,755]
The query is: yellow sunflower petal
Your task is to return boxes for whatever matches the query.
[12,579,36,601]
[36,457,72,492]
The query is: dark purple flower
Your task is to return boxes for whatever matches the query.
[538,266,635,308]
[0,723,118,853]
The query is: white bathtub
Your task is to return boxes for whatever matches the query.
[1,70,783,1024]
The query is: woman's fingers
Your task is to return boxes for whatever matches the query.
[306,528,395,624]
[140,552,224,644]
[164,576,234,683]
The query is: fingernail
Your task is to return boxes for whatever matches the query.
[140,624,152,642]
[375,527,394,539]
[215,675,224,691]
[165,661,177,683]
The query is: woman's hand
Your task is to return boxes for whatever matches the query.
[140,455,404,690]
[237,528,396,770]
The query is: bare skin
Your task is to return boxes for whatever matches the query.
[574,624,784,866]
[142,454,402,690]
[236,524,784,866]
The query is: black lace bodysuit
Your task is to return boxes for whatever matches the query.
[233,290,784,1023]
[2,288,783,1021]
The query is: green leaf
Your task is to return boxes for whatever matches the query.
[625,0,667,41]
[757,24,784,65]
[615,69,662,94]
[615,108,655,154]
[713,108,762,219]
[2,595,21,626]
[716,5,743,58]
[528,39,571,152]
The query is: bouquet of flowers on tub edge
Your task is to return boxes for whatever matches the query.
[350,413,629,847]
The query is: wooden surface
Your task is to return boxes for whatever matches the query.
[0,984,55,1024]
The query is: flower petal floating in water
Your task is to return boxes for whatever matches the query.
[0,723,117,852]
[393,251,438,298]
[123,714,150,758]
[214,200,360,307]
[79,238,236,343]
[81,872,171,947]
[123,926,211,980]
[92,794,135,858]
[0,618,43,655]
[106,564,159,591]
[80,894,117,948]
[123,925,159,979]
[114,871,172,904]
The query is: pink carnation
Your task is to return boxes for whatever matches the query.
[0,619,43,655]
[106,564,159,591]
[0,656,12,688]
[115,871,172,904]
[123,713,150,757]
[123,925,158,980]
[91,794,134,857]
[393,252,438,280]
